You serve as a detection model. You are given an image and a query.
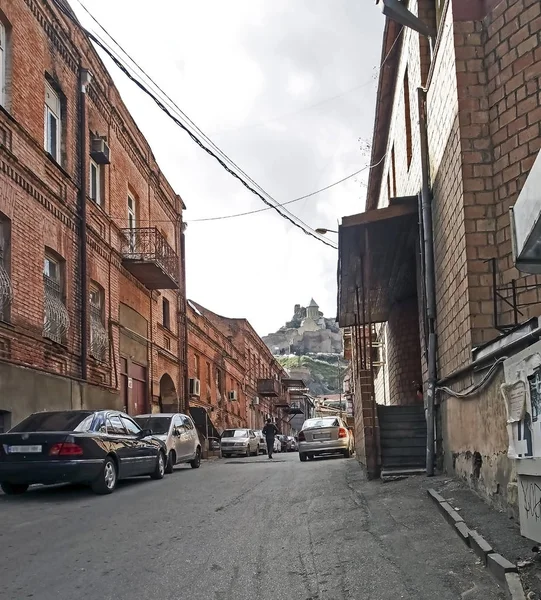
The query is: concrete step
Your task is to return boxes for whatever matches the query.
[380,437,426,448]
[381,467,426,480]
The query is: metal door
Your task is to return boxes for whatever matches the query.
[129,362,147,416]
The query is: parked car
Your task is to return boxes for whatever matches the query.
[273,437,281,453]
[253,430,267,454]
[134,413,201,473]
[287,436,298,452]
[220,429,259,457]
[298,416,354,462]
[0,410,167,495]
[277,435,293,452]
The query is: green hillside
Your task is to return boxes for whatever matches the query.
[276,354,348,396]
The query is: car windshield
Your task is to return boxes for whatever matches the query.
[10,411,95,433]
[302,418,339,430]
[133,416,172,435]
[222,429,249,438]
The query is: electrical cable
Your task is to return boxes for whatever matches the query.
[190,154,386,223]
[436,357,507,399]
[51,0,338,249]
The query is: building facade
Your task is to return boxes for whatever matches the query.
[187,301,293,435]
[0,0,187,430]
[339,0,541,512]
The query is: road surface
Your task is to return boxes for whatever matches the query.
[0,453,505,599]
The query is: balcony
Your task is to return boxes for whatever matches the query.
[257,378,281,397]
[120,227,179,290]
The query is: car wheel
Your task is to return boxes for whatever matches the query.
[190,447,201,469]
[299,453,307,462]
[222,453,230,458]
[150,451,166,480]
[92,456,117,495]
[343,448,351,459]
[1,482,29,495]
[245,447,251,458]
[165,450,176,474]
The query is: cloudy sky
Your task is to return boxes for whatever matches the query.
[72,0,384,336]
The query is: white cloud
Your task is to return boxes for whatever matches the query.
[74,0,384,335]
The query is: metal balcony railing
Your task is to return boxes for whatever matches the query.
[120,227,179,290]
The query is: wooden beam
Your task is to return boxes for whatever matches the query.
[340,201,417,229]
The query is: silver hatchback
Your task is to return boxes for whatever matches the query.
[134,413,201,472]
[298,417,354,462]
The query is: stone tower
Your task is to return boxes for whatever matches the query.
[306,298,319,320]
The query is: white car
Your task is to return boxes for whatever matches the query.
[273,437,281,453]
[134,413,201,472]
[220,429,259,458]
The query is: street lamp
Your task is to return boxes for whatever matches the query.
[315,228,338,235]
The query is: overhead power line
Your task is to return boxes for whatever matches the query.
[190,156,385,223]
[53,0,338,250]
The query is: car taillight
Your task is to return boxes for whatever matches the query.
[338,428,348,439]
[49,442,83,456]
[298,431,306,442]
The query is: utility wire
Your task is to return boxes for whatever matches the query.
[60,0,337,248]
[190,154,386,223]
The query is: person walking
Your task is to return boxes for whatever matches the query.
[262,418,279,459]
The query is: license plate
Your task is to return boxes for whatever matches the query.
[8,445,42,454]
[314,435,330,441]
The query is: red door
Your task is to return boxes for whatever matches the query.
[129,362,147,416]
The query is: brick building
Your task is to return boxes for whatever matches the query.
[338,0,541,511]
[187,301,293,436]
[0,0,187,430]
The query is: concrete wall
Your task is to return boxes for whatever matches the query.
[0,361,121,427]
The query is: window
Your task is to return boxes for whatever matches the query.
[435,0,446,27]
[0,214,12,322]
[162,297,170,329]
[391,146,397,197]
[164,335,171,351]
[89,159,102,205]
[107,415,127,435]
[194,354,200,378]
[121,416,141,435]
[404,69,412,169]
[216,368,223,394]
[89,283,107,361]
[43,252,69,344]
[206,361,211,384]
[44,81,61,162]
[0,21,6,107]
[127,194,136,252]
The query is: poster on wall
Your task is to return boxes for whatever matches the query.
[503,353,541,459]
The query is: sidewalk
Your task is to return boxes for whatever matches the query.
[345,465,507,599]
[428,476,540,598]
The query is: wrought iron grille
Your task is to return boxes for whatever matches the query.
[0,237,12,320]
[43,274,70,344]
[120,227,179,286]
[90,303,108,361]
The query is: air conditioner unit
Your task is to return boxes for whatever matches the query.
[189,378,200,397]
[228,390,238,401]
[90,136,111,165]
[253,397,260,405]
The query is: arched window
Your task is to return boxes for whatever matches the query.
[43,250,69,344]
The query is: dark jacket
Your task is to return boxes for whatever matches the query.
[262,423,279,439]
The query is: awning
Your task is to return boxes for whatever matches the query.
[338,199,419,327]
[189,406,221,439]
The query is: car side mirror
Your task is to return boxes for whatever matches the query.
[139,428,152,438]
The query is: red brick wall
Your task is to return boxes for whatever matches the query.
[0,0,186,421]
[386,299,423,405]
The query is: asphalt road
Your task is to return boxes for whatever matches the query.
[0,453,505,600]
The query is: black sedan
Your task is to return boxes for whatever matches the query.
[0,410,167,495]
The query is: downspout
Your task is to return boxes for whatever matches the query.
[418,87,437,477]
[79,68,92,381]
[180,221,189,413]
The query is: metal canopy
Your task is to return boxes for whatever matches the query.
[338,200,419,328]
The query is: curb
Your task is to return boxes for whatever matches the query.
[427,489,526,600]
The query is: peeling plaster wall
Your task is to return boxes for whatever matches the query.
[441,370,517,515]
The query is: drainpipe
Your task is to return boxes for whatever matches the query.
[79,68,92,381]
[180,221,189,413]
[418,87,437,477]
